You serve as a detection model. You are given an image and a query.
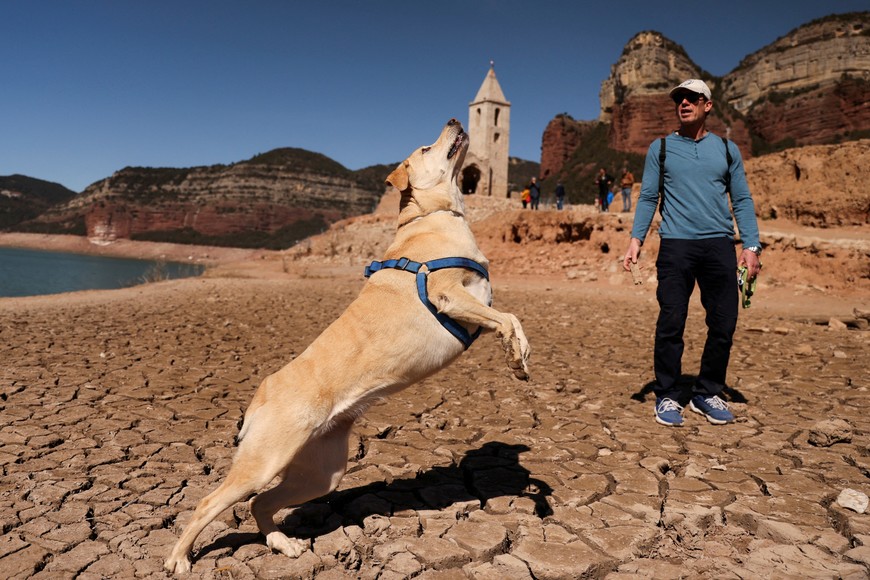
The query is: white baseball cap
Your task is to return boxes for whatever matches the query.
[669,79,712,100]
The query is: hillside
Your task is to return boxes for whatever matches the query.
[0,175,76,230]
[17,149,387,249]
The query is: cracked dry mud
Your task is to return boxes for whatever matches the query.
[1,268,869,579]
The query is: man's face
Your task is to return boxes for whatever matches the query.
[672,91,712,124]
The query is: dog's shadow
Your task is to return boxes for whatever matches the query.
[200,441,550,558]
[630,375,748,405]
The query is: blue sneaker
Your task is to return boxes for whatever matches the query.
[655,398,684,427]
[689,395,734,424]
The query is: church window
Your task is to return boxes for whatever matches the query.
[494,108,500,126]
[494,132,500,142]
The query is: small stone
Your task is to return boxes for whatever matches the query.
[808,418,853,447]
[836,489,868,514]
[795,344,814,356]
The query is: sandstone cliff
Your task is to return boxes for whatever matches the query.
[28,149,384,248]
[722,14,870,112]
[598,31,699,123]
[723,13,870,150]
[540,115,597,181]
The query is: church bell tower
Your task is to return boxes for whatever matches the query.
[462,62,510,197]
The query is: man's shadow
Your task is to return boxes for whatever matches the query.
[199,441,551,558]
[631,374,748,405]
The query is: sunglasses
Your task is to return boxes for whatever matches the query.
[672,92,704,104]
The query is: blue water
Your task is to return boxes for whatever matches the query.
[0,247,205,298]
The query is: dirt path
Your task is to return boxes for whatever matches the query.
[1,248,869,578]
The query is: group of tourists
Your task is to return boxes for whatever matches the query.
[518,167,635,213]
[594,167,635,212]
[519,177,566,210]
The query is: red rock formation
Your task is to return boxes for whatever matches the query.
[746,79,870,149]
[540,116,596,180]
[608,93,751,156]
[609,94,673,155]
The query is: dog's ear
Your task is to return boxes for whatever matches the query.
[386,160,410,192]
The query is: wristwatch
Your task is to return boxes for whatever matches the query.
[744,245,762,256]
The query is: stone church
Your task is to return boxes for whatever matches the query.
[461,64,510,197]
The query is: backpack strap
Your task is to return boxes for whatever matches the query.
[657,137,666,215]
[722,136,733,194]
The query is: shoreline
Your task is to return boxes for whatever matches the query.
[0,232,271,266]
[2,229,868,321]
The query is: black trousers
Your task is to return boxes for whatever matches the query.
[653,238,738,402]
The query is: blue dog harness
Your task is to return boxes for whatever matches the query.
[364,257,489,349]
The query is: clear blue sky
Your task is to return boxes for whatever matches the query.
[2,1,866,192]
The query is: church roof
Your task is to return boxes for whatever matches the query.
[471,64,509,106]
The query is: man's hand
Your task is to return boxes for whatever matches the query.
[739,249,762,280]
[623,238,642,272]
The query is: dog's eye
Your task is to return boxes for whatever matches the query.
[421,146,431,154]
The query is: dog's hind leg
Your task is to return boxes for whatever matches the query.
[250,419,353,558]
[164,459,283,574]
[164,423,311,574]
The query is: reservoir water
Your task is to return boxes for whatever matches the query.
[0,247,205,298]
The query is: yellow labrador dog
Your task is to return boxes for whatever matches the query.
[165,119,530,574]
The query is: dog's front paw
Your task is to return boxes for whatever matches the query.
[510,359,530,381]
[266,532,310,558]
[164,554,192,575]
[504,314,530,381]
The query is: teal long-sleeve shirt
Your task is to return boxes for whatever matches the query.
[630,132,760,248]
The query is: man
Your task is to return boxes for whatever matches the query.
[622,79,762,427]
[528,177,541,210]
[595,168,613,212]
[619,167,634,212]
[555,182,566,210]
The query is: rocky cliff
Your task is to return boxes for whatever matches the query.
[723,14,870,112]
[27,149,385,248]
[723,13,870,150]
[598,31,698,123]
[540,115,597,181]
[543,12,869,190]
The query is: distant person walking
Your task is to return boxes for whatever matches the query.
[521,188,530,209]
[528,177,541,210]
[622,78,762,428]
[595,168,613,212]
[554,182,566,210]
[619,167,635,212]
